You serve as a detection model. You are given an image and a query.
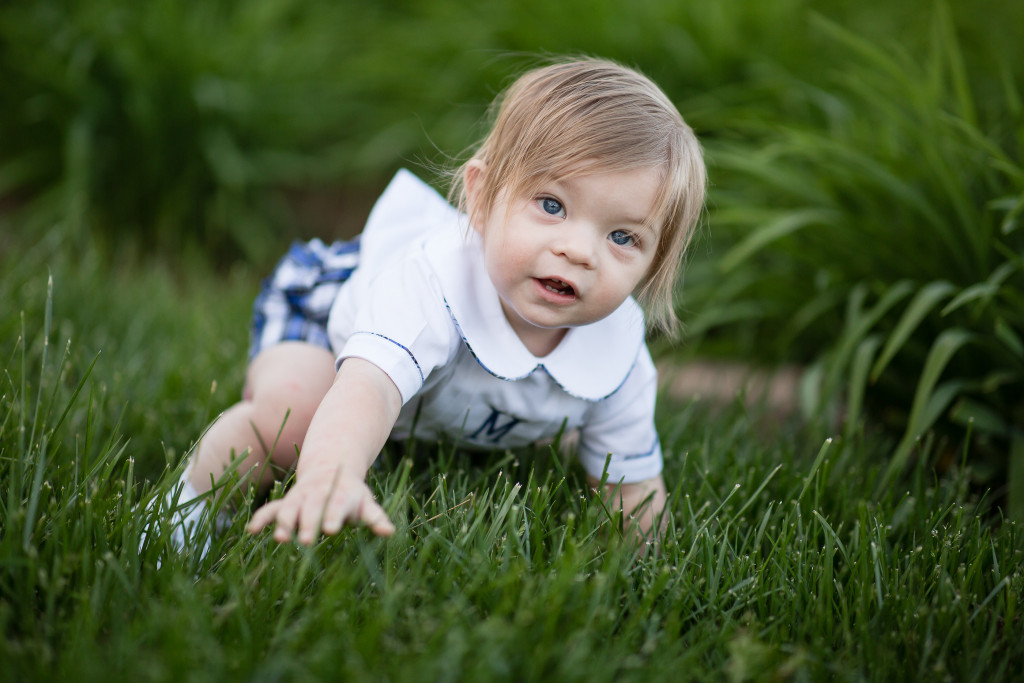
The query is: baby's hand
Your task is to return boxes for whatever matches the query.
[247,469,395,545]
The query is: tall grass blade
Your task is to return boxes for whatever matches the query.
[1010,435,1024,522]
[812,509,849,562]
[869,540,885,609]
[28,274,53,451]
[933,1,976,126]
[730,464,782,524]
[919,380,974,436]
[949,396,1010,438]
[824,281,915,405]
[718,208,838,272]
[969,576,1011,623]
[940,262,1017,316]
[845,335,882,443]
[870,281,956,382]
[994,318,1024,359]
[996,193,1023,235]
[878,328,974,493]
[22,435,48,550]
[797,438,833,504]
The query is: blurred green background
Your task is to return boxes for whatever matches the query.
[2,0,1023,505]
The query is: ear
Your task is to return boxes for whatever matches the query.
[463,159,487,234]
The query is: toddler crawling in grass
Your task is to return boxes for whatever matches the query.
[148,57,706,556]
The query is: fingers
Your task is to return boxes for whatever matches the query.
[359,497,396,537]
[246,497,304,544]
[321,486,395,537]
[295,490,325,545]
[247,499,284,534]
[247,480,394,544]
[321,484,361,535]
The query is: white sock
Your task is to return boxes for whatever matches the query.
[141,466,230,563]
[167,472,208,549]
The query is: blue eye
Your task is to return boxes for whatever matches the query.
[609,230,637,247]
[539,197,565,217]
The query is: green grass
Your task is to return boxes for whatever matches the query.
[2,230,1022,682]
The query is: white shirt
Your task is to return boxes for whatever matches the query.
[327,170,662,483]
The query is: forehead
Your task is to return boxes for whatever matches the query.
[517,164,664,230]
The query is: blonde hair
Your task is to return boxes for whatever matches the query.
[450,56,706,336]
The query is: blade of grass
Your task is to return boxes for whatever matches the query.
[718,208,838,273]
[878,328,974,494]
[940,262,1017,316]
[28,274,53,454]
[844,335,882,443]
[823,281,916,405]
[870,280,957,382]
[1010,435,1024,522]
[730,464,782,525]
[797,438,833,504]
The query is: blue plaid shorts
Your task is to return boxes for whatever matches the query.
[249,237,361,360]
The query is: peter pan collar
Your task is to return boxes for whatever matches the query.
[427,229,647,400]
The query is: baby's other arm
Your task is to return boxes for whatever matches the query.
[247,357,401,544]
[587,474,667,539]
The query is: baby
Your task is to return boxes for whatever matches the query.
[152,57,706,555]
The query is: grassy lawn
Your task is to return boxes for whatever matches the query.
[2,228,1021,682]
[3,1,1023,679]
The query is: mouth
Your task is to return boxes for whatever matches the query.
[537,277,577,298]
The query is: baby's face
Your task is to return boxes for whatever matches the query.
[472,165,661,355]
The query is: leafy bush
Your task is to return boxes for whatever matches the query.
[685,11,1024,505]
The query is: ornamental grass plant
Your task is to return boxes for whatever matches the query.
[682,10,1024,514]
[7,0,1014,263]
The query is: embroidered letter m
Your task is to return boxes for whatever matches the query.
[469,407,522,444]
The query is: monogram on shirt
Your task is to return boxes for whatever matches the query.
[468,406,523,444]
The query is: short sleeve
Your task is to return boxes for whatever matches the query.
[577,346,663,483]
[335,253,459,405]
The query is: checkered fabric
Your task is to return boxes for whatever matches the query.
[249,237,360,359]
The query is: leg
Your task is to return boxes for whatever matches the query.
[188,341,337,495]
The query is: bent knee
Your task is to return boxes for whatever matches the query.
[243,343,337,462]
[248,385,319,454]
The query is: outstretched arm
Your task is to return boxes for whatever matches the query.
[247,357,402,544]
[587,474,667,539]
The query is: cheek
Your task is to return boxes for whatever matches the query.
[490,234,531,269]
[628,252,658,288]
[483,239,523,289]
[603,261,652,302]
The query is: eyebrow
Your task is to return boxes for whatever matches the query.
[550,177,655,228]
[622,213,654,228]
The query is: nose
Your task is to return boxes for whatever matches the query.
[552,224,597,268]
